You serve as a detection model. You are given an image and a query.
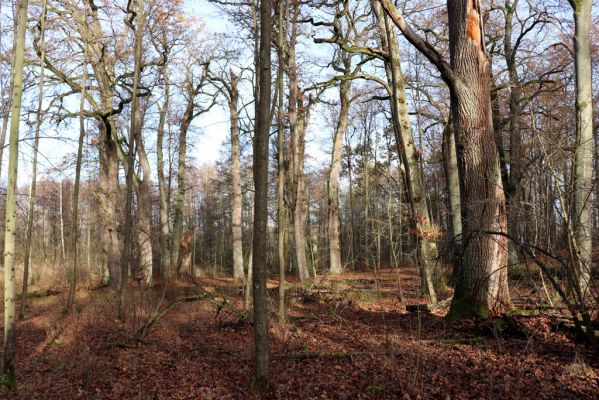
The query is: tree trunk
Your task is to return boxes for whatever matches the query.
[571,0,593,298]
[97,119,121,289]
[0,8,17,183]
[252,0,272,389]
[176,232,193,276]
[135,136,153,286]
[373,1,439,302]
[287,8,310,282]
[328,78,350,275]
[276,0,287,324]
[171,115,190,277]
[442,118,462,284]
[503,0,523,269]
[445,0,510,319]
[129,0,152,287]
[3,0,29,384]
[291,94,312,282]
[229,70,244,281]
[157,65,171,278]
[377,0,512,318]
[67,21,87,310]
[20,0,46,319]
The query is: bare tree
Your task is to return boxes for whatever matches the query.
[252,0,272,390]
[569,0,594,298]
[21,0,47,318]
[3,0,29,385]
[381,0,511,318]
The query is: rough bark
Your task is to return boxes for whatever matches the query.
[445,0,510,319]
[380,0,511,319]
[252,0,272,388]
[177,232,193,276]
[85,0,122,288]
[171,64,212,277]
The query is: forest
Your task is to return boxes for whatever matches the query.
[0,0,598,398]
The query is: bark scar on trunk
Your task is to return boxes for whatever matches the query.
[466,0,484,51]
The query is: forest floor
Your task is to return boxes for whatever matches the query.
[1,266,598,399]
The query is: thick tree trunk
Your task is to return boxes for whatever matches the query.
[446,0,510,319]
[229,70,244,281]
[328,79,350,275]
[252,0,272,388]
[571,0,593,298]
[3,0,28,384]
[81,0,122,289]
[373,1,439,302]
[380,0,511,320]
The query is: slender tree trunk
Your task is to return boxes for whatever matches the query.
[157,66,171,277]
[20,0,47,319]
[442,118,462,284]
[118,0,144,318]
[252,0,271,388]
[346,136,357,268]
[59,181,66,261]
[503,0,523,269]
[229,70,244,281]
[276,0,287,324]
[0,9,17,183]
[171,117,190,277]
[292,95,312,282]
[3,0,29,384]
[373,1,439,302]
[571,0,593,298]
[136,133,153,286]
[171,128,189,274]
[67,19,87,310]
[328,79,350,275]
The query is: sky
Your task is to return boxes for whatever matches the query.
[10,0,242,186]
